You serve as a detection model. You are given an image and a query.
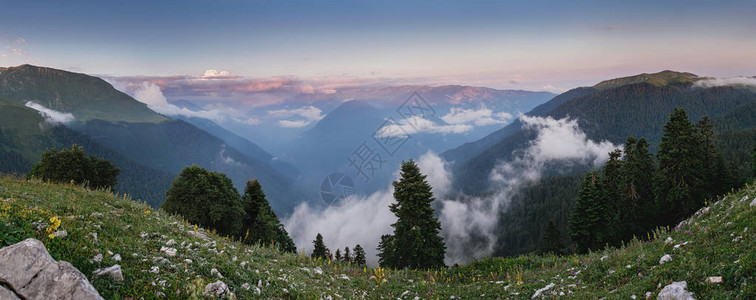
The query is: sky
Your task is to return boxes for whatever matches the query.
[1,0,755,92]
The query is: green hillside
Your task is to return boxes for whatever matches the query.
[593,70,699,90]
[0,65,167,123]
[1,176,754,298]
[0,98,175,207]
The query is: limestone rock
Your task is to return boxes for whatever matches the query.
[94,265,124,281]
[705,276,723,284]
[0,285,21,300]
[0,238,103,300]
[659,254,672,265]
[204,280,229,298]
[658,281,695,300]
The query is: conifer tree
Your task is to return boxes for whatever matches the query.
[163,165,243,238]
[343,246,351,263]
[540,219,564,255]
[654,108,704,224]
[377,234,396,268]
[620,137,655,238]
[601,149,623,244]
[752,141,756,176]
[334,248,342,261]
[241,179,296,253]
[379,160,446,269]
[311,233,328,259]
[569,171,612,253]
[353,244,367,266]
[697,117,729,199]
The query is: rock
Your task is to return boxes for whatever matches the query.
[112,253,121,261]
[150,266,159,274]
[659,254,672,265]
[657,281,695,300]
[187,230,209,240]
[0,238,103,299]
[204,280,229,298]
[94,265,124,281]
[0,285,21,300]
[54,230,68,238]
[241,283,250,290]
[531,282,555,298]
[184,259,193,264]
[705,276,723,284]
[314,267,323,275]
[749,197,756,207]
[160,246,177,257]
[166,239,176,246]
[211,268,224,278]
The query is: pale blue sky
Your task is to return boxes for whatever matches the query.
[1,0,754,90]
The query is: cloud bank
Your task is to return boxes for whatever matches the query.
[132,82,229,121]
[440,115,618,264]
[441,106,513,126]
[376,116,473,137]
[695,76,756,88]
[24,101,76,124]
[267,106,325,128]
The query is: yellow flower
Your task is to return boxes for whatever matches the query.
[48,233,55,239]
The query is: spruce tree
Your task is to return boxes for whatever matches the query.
[696,117,730,199]
[343,246,351,263]
[752,141,756,177]
[377,234,396,268]
[569,171,612,253]
[311,233,328,259]
[620,137,655,238]
[353,244,367,266]
[654,108,704,224]
[601,149,623,244]
[380,160,446,269]
[335,249,342,261]
[540,219,564,255]
[241,180,296,253]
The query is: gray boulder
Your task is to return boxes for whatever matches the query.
[658,281,695,300]
[0,238,103,300]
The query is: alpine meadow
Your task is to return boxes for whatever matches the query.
[1,1,756,299]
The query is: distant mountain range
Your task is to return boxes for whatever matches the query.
[437,70,756,257]
[0,65,302,213]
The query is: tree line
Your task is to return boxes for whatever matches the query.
[565,108,743,254]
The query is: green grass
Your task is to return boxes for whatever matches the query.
[1,175,754,299]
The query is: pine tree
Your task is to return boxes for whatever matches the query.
[241,180,296,253]
[335,249,342,261]
[343,246,351,263]
[311,233,328,259]
[540,219,564,255]
[568,171,612,253]
[353,244,367,266]
[654,108,705,224]
[380,160,446,269]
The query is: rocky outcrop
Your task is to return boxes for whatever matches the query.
[0,238,103,300]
